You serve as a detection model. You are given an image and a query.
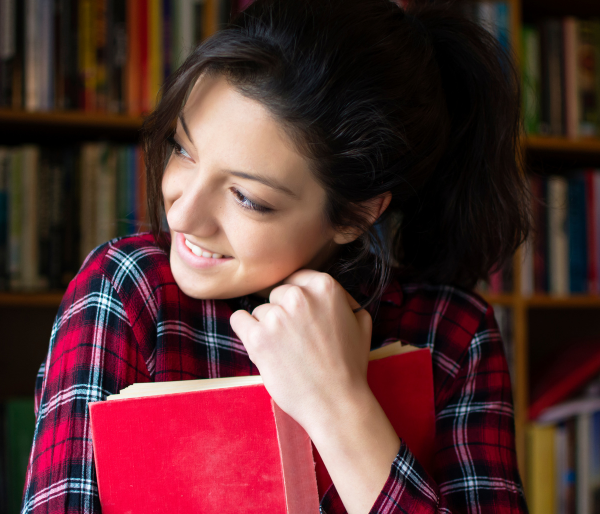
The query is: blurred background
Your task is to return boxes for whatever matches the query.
[1,0,600,513]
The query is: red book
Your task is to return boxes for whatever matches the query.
[89,343,435,513]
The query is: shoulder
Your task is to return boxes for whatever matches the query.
[373,280,497,369]
[77,232,172,292]
[71,232,176,319]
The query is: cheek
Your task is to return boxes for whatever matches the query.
[231,213,327,272]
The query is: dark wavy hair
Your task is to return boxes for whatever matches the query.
[141,0,530,310]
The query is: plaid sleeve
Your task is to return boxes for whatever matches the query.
[320,304,528,514]
[20,244,152,514]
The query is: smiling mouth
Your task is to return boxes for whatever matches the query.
[184,237,232,259]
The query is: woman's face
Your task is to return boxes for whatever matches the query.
[163,73,349,300]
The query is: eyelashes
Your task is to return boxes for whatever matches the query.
[167,136,191,159]
[167,136,273,215]
[230,188,273,214]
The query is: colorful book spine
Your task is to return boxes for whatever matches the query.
[548,176,570,295]
[568,173,587,293]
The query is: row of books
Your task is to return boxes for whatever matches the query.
[521,171,600,296]
[0,0,240,114]
[0,143,147,292]
[0,398,36,514]
[528,388,600,514]
[522,18,600,138]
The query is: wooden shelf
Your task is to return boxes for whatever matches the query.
[0,292,65,307]
[524,294,600,308]
[523,135,600,153]
[0,109,144,130]
[481,293,517,306]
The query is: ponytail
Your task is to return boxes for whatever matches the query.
[390,1,530,288]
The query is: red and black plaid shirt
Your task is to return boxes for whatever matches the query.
[21,233,528,513]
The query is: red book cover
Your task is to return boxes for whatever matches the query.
[90,345,435,512]
[90,383,320,513]
[585,169,598,294]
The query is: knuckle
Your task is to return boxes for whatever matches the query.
[284,285,306,308]
[314,273,337,295]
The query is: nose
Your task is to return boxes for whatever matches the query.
[166,169,219,238]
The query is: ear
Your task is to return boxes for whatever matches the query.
[333,192,392,245]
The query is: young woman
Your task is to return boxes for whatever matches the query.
[21,0,530,512]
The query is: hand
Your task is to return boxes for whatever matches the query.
[229,269,373,434]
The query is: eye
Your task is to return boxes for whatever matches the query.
[231,188,273,214]
[167,136,192,160]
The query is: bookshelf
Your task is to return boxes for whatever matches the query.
[2,0,600,512]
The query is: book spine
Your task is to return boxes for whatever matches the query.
[163,0,172,80]
[585,169,598,294]
[578,20,598,137]
[548,175,570,295]
[522,25,541,135]
[116,145,128,236]
[95,0,108,112]
[80,143,97,262]
[37,149,52,288]
[0,0,16,107]
[107,0,126,113]
[563,17,579,138]
[568,173,587,293]
[148,0,162,110]
[139,0,149,113]
[548,19,565,135]
[0,149,8,290]
[21,145,40,290]
[8,148,22,290]
[128,145,137,232]
[125,0,140,114]
[48,152,63,288]
[79,0,96,111]
[5,398,36,514]
[11,0,24,108]
[527,423,557,514]
[61,146,80,286]
[25,0,39,111]
[42,0,54,110]
[95,144,117,246]
[596,171,600,298]
[576,413,591,514]
[532,175,548,293]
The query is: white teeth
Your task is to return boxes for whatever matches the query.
[185,237,228,259]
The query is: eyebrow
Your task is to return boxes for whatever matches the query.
[178,113,298,199]
[179,113,194,145]
[225,170,299,199]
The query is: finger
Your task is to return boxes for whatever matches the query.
[284,269,364,313]
[268,283,296,306]
[229,309,259,340]
[281,268,321,287]
[250,302,273,321]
